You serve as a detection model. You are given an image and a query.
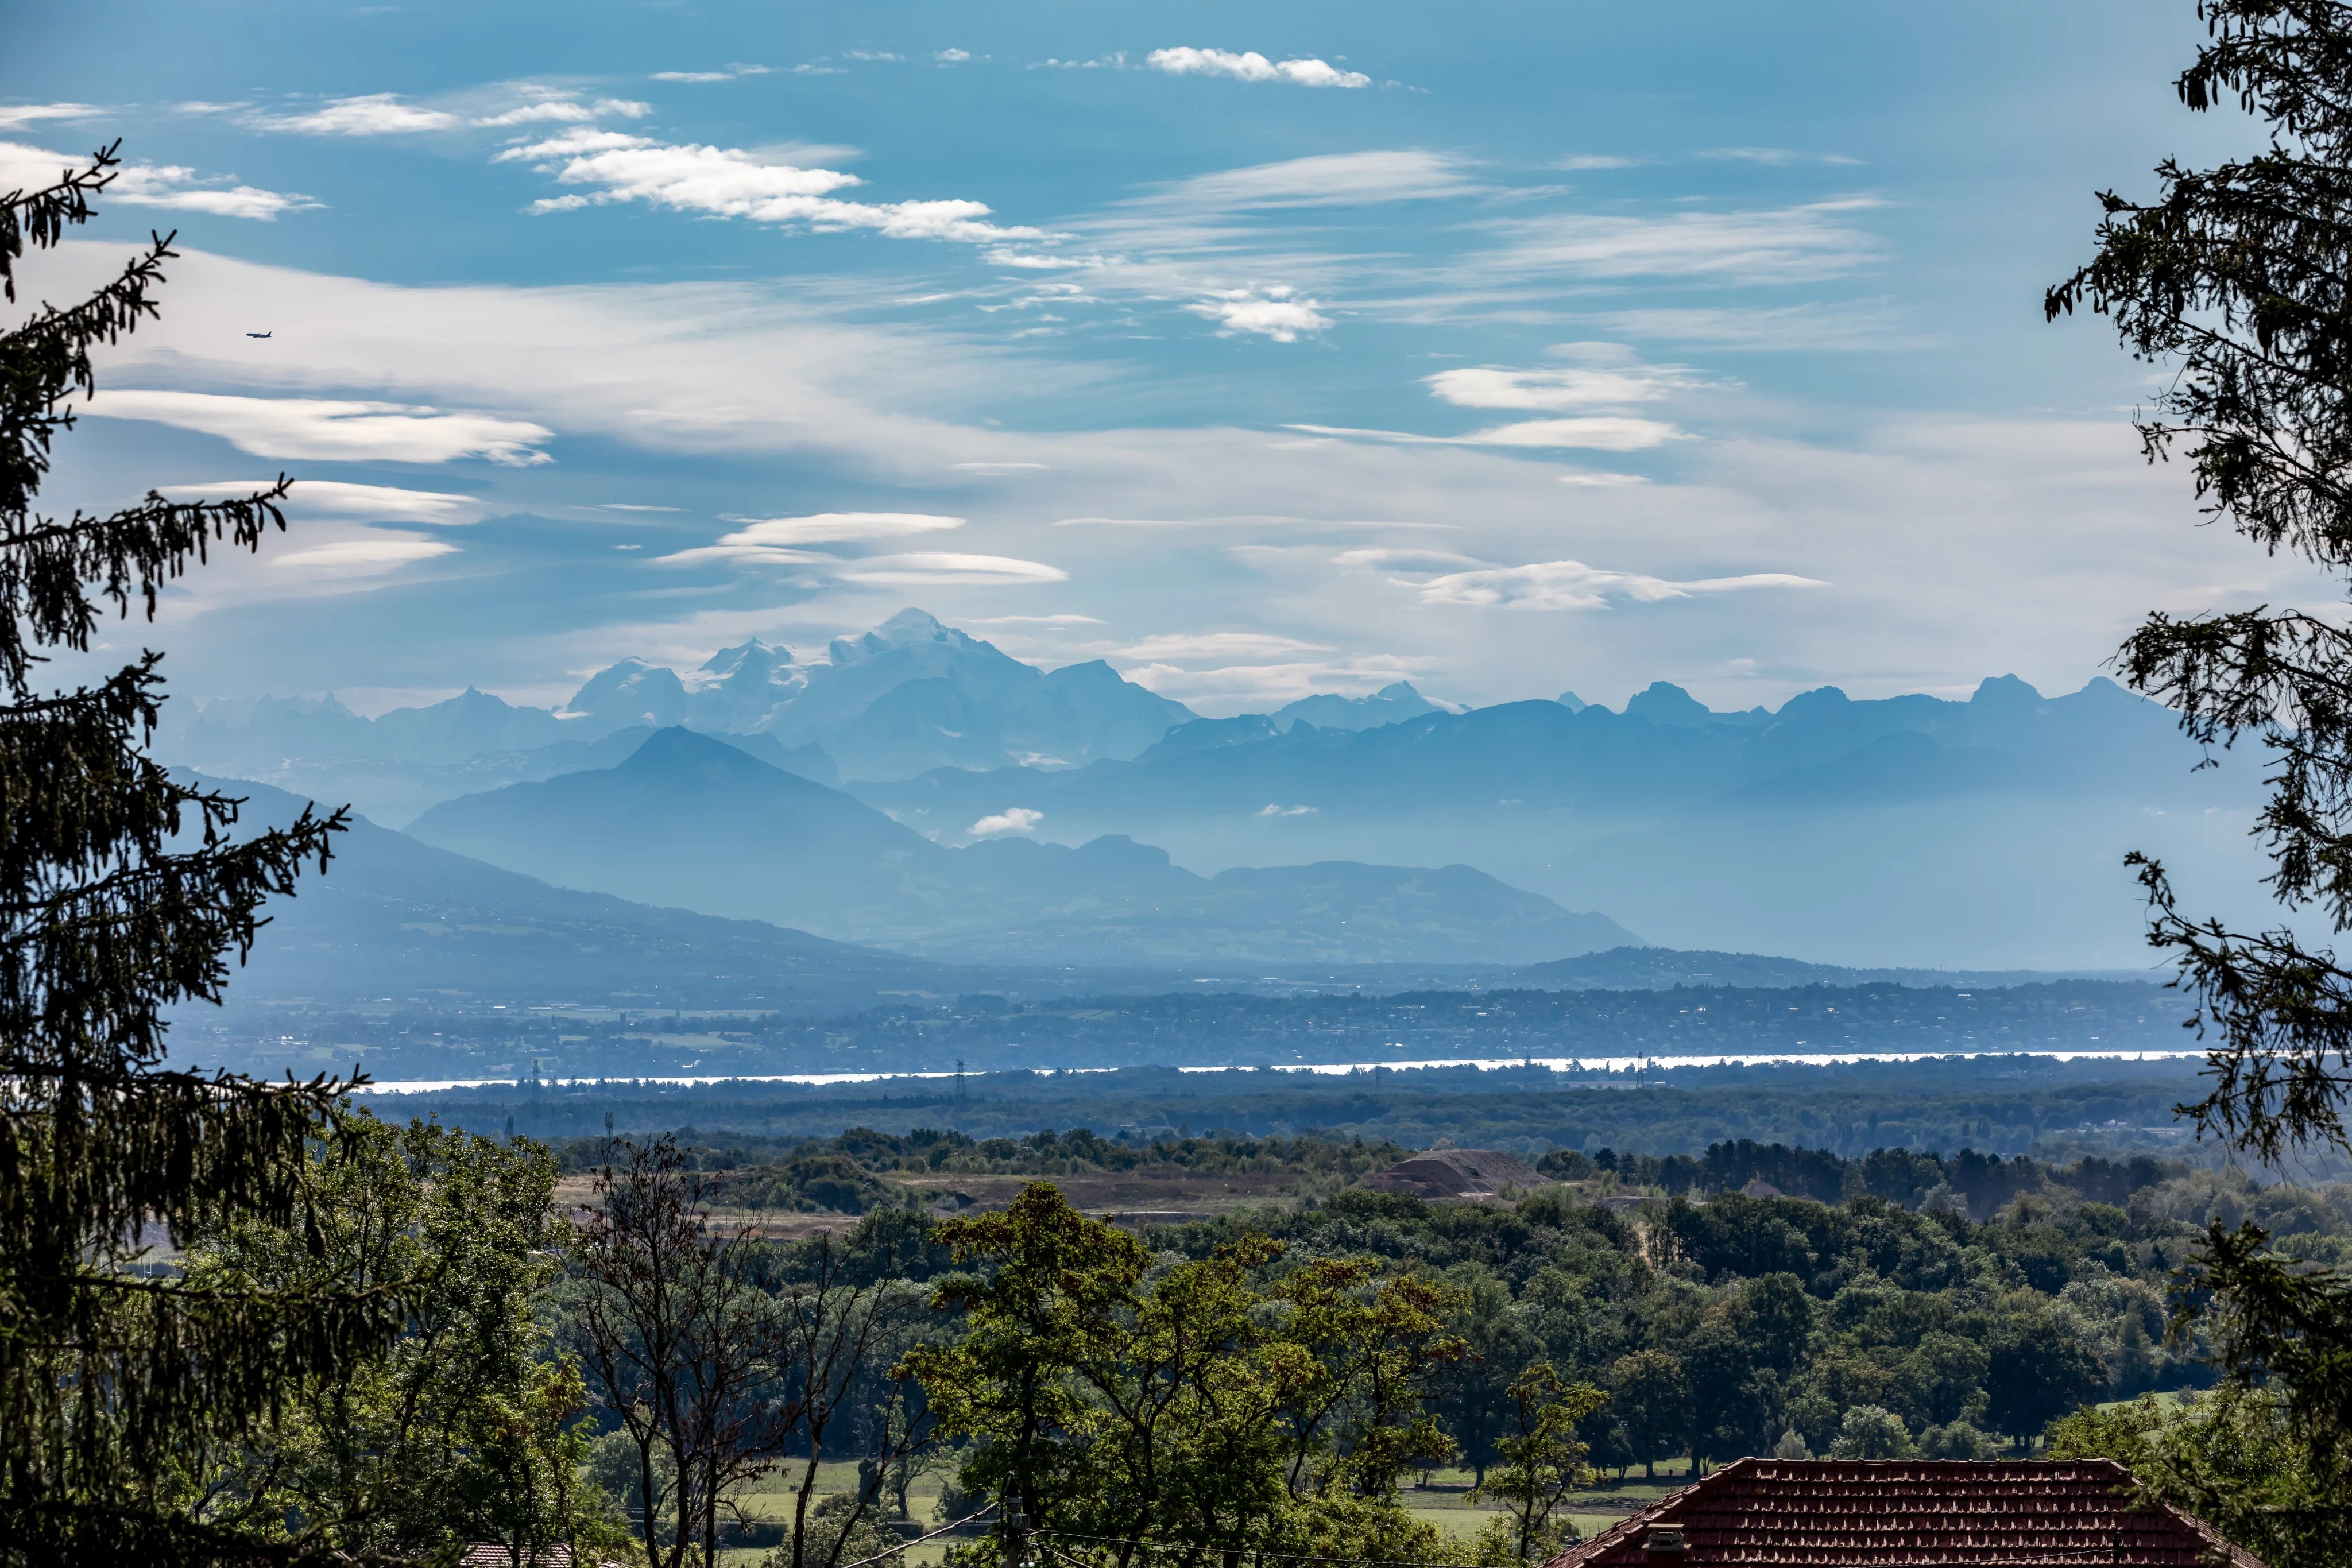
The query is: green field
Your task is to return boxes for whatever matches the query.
[703,1458,1700,1567]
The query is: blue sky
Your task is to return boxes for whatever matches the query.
[5,0,2310,717]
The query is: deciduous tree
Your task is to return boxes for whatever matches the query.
[1468,1363,1606,1568]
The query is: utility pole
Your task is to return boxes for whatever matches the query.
[1000,1499,1030,1568]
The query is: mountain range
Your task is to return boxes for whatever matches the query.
[401,727,1637,965]
[165,607,2280,968]
[193,765,2134,1025]
[846,668,2270,968]
[161,611,1469,825]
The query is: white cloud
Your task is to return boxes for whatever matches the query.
[1410,559,1828,610]
[1258,803,1316,816]
[1120,631,1333,661]
[1558,471,1649,487]
[981,249,1119,270]
[1469,200,1884,285]
[652,71,737,83]
[474,96,649,127]
[1697,146,1861,166]
[83,391,554,464]
[1287,416,1684,451]
[1124,655,1429,706]
[935,49,972,63]
[1331,547,1489,572]
[1575,300,1925,351]
[251,94,462,135]
[498,128,1040,243]
[837,552,1067,584]
[271,534,460,575]
[657,513,965,568]
[969,806,1043,835]
[1425,363,1694,410]
[0,141,314,220]
[964,614,1104,626]
[726,512,964,547]
[1464,416,1683,450]
[1146,48,1370,88]
[1140,149,1479,210]
[1553,154,1642,171]
[1187,287,1330,342]
[0,102,102,130]
[164,478,489,524]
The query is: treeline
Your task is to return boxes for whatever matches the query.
[548,1125,1419,1212]
[194,979,2183,1079]
[540,1122,2254,1225]
[377,1055,2223,1167]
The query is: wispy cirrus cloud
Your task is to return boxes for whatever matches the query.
[1329,547,1488,573]
[498,128,1041,243]
[272,534,460,575]
[1146,48,1370,88]
[1289,416,1684,451]
[248,94,461,135]
[1134,149,1479,211]
[0,102,102,131]
[1573,300,1926,351]
[1467,199,1885,286]
[83,390,553,464]
[227,86,649,135]
[0,140,315,219]
[1697,146,1861,167]
[1409,558,1827,610]
[165,479,491,525]
[1118,631,1332,661]
[651,64,775,82]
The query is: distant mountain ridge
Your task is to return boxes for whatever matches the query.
[843,668,2265,968]
[163,609,1197,821]
[158,609,2276,967]
[183,775,949,1012]
[404,727,1639,965]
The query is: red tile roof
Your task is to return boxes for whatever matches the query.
[1539,1458,2261,1568]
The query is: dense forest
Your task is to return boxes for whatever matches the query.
[144,1114,2351,1564]
[353,1053,2237,1174]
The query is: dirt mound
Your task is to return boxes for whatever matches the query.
[1361,1148,1542,1199]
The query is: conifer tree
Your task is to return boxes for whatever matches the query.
[0,145,405,1563]
[2050,4,2352,1558]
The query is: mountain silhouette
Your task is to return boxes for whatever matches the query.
[403,728,1638,964]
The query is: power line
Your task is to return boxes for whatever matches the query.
[831,1506,999,1568]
